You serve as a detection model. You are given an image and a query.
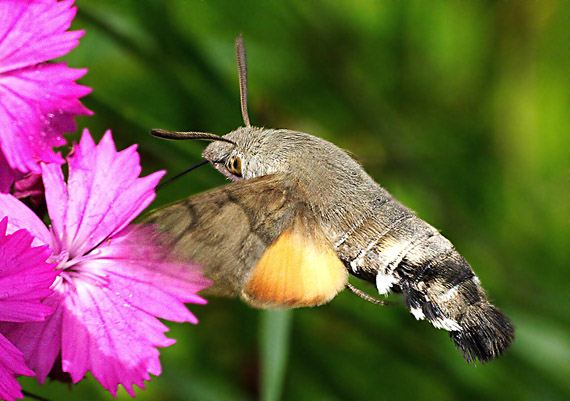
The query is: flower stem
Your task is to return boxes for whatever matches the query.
[259,309,293,401]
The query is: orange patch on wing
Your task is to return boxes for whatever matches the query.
[243,221,347,308]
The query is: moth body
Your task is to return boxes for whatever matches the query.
[147,35,513,364]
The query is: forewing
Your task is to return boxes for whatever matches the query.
[144,174,347,307]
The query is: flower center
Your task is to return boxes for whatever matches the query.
[49,250,109,292]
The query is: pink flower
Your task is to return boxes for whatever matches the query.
[0,129,210,396]
[0,0,92,175]
[0,217,56,401]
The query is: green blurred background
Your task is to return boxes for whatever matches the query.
[21,1,569,400]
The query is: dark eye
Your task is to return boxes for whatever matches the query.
[225,155,242,176]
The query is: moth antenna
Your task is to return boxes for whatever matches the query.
[151,128,236,145]
[236,34,251,127]
[346,283,394,306]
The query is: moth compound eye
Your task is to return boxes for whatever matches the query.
[225,155,242,177]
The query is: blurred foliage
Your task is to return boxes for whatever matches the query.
[24,0,569,400]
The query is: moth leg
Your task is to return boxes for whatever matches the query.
[345,283,394,306]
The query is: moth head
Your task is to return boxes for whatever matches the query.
[200,131,246,181]
[201,126,266,181]
[202,126,361,184]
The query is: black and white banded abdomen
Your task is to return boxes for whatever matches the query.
[332,195,514,363]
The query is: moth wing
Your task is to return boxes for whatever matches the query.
[145,174,347,308]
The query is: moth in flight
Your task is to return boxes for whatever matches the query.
[147,35,514,364]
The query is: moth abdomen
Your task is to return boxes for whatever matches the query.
[449,302,514,363]
[396,240,514,363]
[330,193,514,363]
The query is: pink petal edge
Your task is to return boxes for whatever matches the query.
[0,63,92,174]
[0,0,82,73]
[0,195,51,245]
[0,334,34,401]
[43,129,165,257]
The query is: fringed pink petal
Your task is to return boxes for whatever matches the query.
[96,225,211,304]
[0,293,65,383]
[61,282,173,396]
[0,218,57,322]
[0,63,91,173]
[0,194,51,245]
[54,223,209,395]
[0,0,81,73]
[0,334,34,401]
[43,129,165,257]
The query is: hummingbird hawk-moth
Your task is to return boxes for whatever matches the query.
[147,35,514,364]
